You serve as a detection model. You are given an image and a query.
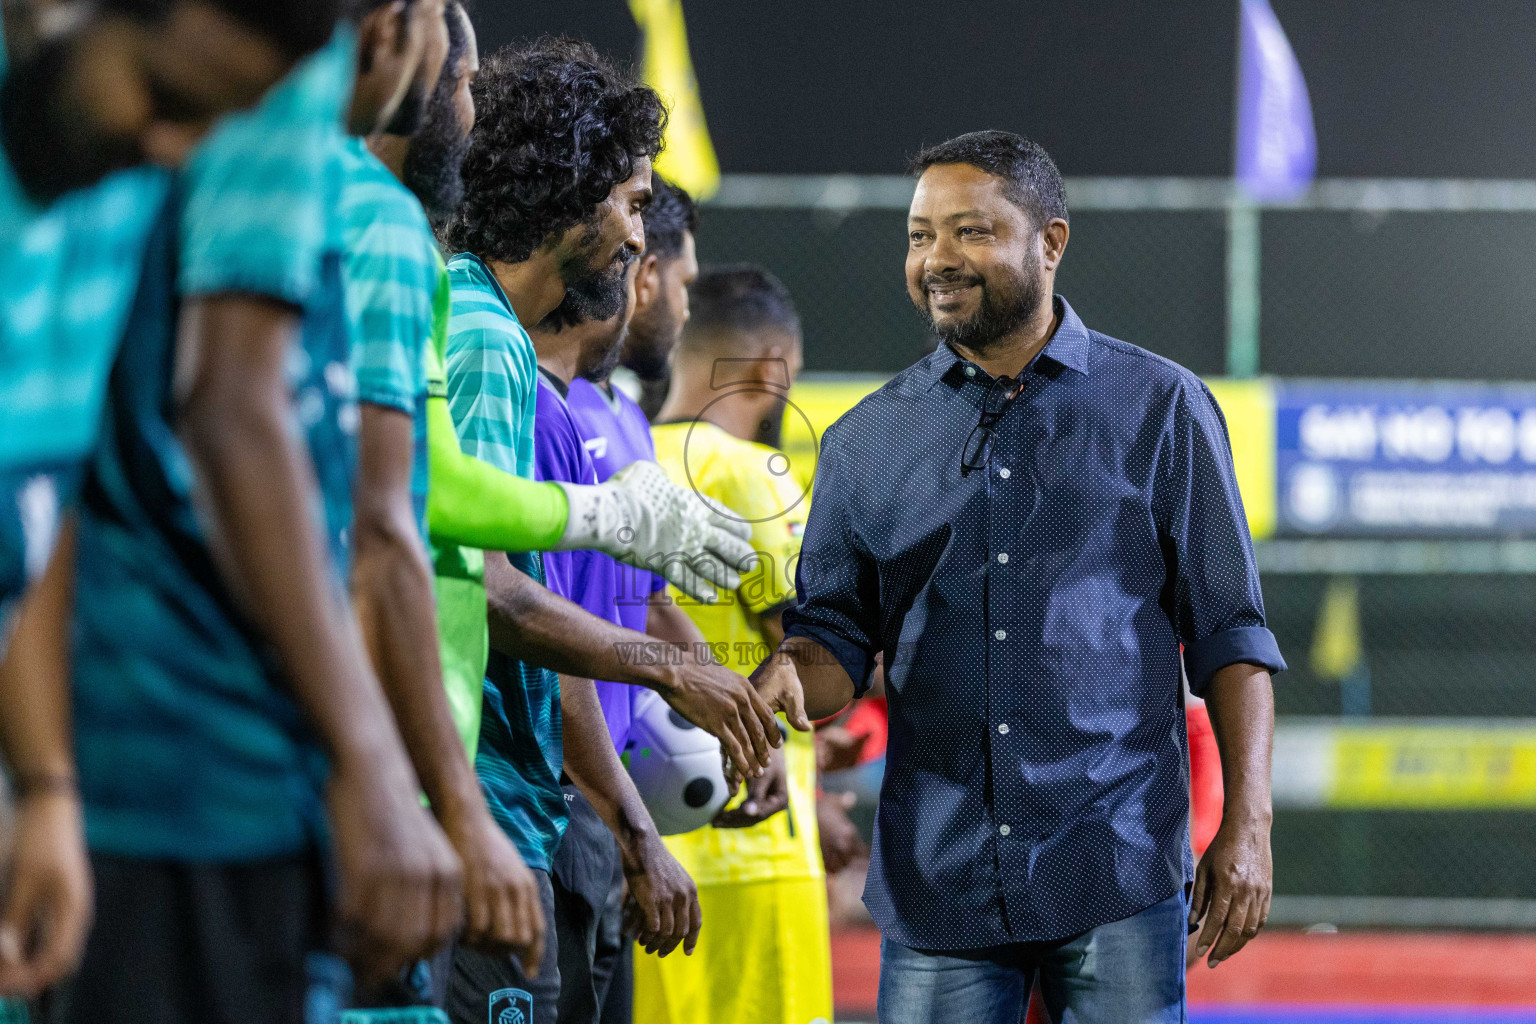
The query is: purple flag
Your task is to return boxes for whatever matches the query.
[1235,0,1317,201]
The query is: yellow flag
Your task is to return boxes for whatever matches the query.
[629,0,720,199]
[1310,576,1363,681]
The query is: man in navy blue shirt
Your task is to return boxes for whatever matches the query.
[759,131,1286,1023]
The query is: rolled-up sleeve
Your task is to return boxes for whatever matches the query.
[1158,380,1287,695]
[781,427,882,694]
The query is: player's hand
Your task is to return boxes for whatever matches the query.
[817,791,868,875]
[1187,814,1272,968]
[656,658,780,779]
[713,744,788,828]
[443,805,545,976]
[0,790,93,997]
[750,647,812,737]
[327,752,464,982]
[553,462,757,603]
[621,833,701,958]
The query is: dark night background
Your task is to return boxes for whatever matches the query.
[468,3,1536,381]
[473,1,1536,179]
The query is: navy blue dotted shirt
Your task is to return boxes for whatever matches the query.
[783,297,1285,950]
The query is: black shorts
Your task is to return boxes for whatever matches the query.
[551,787,625,1024]
[445,868,558,1024]
[41,851,326,1024]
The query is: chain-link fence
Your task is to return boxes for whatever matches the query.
[701,175,1536,928]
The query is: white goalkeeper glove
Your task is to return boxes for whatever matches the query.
[553,460,757,603]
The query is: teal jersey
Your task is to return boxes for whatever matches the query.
[338,138,435,538]
[444,252,567,870]
[71,30,360,862]
[0,12,169,643]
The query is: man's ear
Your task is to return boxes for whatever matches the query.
[634,253,662,311]
[1042,218,1070,272]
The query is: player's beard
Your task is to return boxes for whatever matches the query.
[622,288,682,382]
[383,78,429,139]
[402,78,469,227]
[544,246,634,331]
[582,325,630,384]
[916,246,1044,354]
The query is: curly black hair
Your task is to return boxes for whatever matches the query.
[445,36,667,264]
[642,176,697,260]
[911,130,1069,226]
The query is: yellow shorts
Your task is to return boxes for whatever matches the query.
[633,877,833,1024]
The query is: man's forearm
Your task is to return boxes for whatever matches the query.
[0,520,77,785]
[557,674,658,868]
[352,520,482,820]
[1202,662,1275,827]
[483,551,679,691]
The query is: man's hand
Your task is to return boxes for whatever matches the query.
[817,791,868,875]
[0,791,92,997]
[749,647,813,734]
[713,744,788,828]
[443,807,545,975]
[1187,815,1272,968]
[327,753,464,982]
[621,833,701,958]
[554,461,756,603]
[657,659,782,779]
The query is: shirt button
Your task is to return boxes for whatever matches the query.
[999,467,1011,479]
[995,629,1007,641]
[997,552,1009,564]
[998,723,1010,734]
[965,366,977,377]
[999,824,1011,836]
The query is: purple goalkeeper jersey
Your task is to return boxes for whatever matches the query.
[534,371,640,753]
[565,378,668,632]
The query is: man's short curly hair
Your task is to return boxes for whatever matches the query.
[445,36,667,264]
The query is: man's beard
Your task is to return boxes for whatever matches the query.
[402,79,468,225]
[543,247,633,331]
[916,251,1044,353]
[621,296,682,382]
[383,78,429,138]
[582,326,630,383]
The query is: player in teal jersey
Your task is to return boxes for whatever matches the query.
[56,11,456,1023]
[0,0,347,1004]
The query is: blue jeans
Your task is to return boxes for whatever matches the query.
[878,892,1187,1024]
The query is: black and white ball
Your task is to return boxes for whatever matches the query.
[625,690,729,834]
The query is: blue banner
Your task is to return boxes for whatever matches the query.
[1277,381,1536,535]
[1235,0,1317,201]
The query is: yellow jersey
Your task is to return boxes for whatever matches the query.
[651,421,821,886]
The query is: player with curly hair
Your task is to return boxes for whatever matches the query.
[437,38,804,1024]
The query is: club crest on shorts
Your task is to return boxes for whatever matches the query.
[489,987,533,1024]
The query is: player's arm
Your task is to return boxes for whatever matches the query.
[482,552,779,776]
[353,402,541,961]
[175,296,460,979]
[426,394,568,552]
[557,673,700,958]
[0,522,91,997]
[429,401,754,602]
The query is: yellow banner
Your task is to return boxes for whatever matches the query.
[629,0,720,199]
[1330,727,1536,809]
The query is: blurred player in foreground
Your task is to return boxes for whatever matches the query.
[640,266,834,1024]
[57,9,463,1022]
[0,0,344,1002]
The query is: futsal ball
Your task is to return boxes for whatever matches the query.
[625,689,729,835]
